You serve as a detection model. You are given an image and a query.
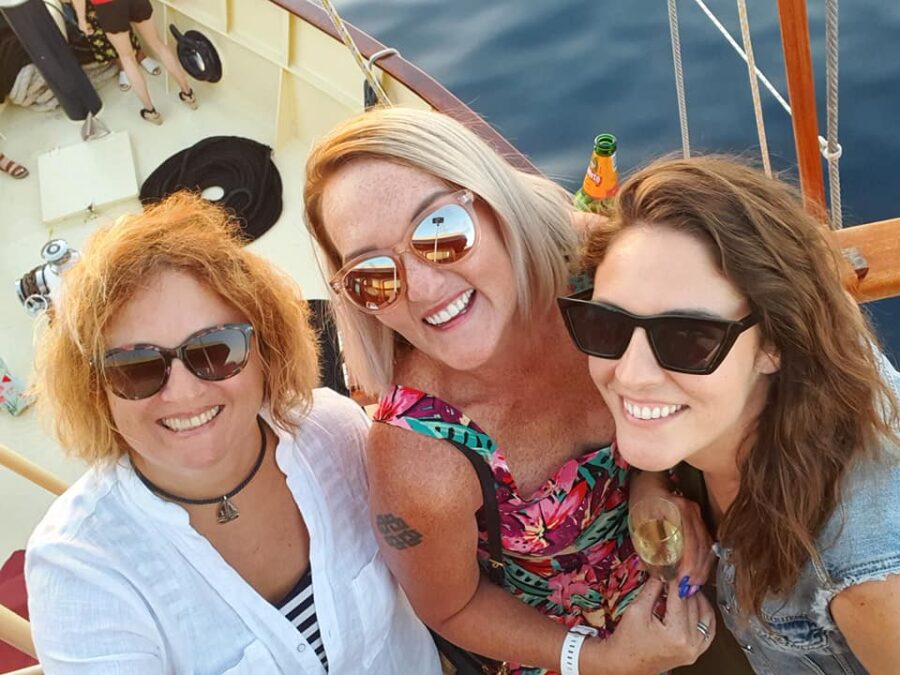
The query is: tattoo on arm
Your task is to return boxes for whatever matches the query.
[376,513,423,550]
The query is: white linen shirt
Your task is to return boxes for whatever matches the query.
[26,388,440,675]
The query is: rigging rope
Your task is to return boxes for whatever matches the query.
[692,0,844,226]
[667,0,691,159]
[318,0,392,106]
[823,0,843,228]
[736,0,771,177]
[692,0,792,116]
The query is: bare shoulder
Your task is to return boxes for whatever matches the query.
[830,575,900,671]
[831,574,900,617]
[366,421,482,515]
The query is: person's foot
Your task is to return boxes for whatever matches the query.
[178,89,199,110]
[140,108,163,125]
[140,56,162,76]
[0,153,29,179]
[118,70,131,92]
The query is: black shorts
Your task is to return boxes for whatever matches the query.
[92,0,153,35]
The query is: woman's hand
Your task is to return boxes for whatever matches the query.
[78,19,93,35]
[670,494,716,593]
[581,578,716,675]
[629,471,715,594]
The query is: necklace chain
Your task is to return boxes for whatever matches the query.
[133,416,267,520]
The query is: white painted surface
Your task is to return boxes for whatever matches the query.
[38,131,139,223]
[0,0,431,565]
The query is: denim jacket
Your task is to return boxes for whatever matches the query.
[716,443,900,674]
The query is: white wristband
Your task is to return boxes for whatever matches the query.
[560,625,598,675]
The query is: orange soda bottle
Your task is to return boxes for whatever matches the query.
[573,133,619,214]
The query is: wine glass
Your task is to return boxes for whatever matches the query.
[628,497,684,581]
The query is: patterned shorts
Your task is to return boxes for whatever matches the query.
[86,4,140,62]
[92,0,152,36]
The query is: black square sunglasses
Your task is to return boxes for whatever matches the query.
[557,290,758,375]
[102,323,254,400]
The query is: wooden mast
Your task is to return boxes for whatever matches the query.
[776,0,827,220]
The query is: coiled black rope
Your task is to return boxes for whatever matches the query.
[140,136,283,242]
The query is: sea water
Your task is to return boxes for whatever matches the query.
[345,0,900,360]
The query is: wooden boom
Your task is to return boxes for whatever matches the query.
[775,1,900,302]
[777,0,827,219]
[835,219,900,302]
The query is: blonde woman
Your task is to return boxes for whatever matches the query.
[26,192,441,674]
[303,108,718,675]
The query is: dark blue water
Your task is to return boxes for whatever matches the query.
[343,0,900,360]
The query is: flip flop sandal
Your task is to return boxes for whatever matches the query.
[0,154,29,179]
[140,56,162,76]
[140,108,163,125]
[118,70,131,92]
[178,89,198,110]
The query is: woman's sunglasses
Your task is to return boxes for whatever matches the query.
[558,292,758,375]
[102,323,254,400]
[330,189,479,313]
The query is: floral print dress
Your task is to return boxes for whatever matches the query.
[375,385,646,675]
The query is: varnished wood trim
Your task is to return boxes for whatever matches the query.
[269,0,538,174]
[835,219,900,302]
[777,0,827,219]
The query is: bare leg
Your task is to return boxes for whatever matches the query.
[106,29,153,110]
[132,18,192,94]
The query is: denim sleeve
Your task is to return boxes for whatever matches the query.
[811,448,900,629]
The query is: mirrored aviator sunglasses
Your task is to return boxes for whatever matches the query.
[102,323,254,400]
[557,292,758,375]
[330,189,479,313]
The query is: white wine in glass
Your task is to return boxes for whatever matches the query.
[628,497,684,581]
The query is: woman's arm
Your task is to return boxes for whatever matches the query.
[367,423,714,674]
[830,574,900,674]
[26,543,164,674]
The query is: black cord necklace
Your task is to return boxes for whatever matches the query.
[133,415,267,524]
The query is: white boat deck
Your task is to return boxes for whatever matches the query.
[0,61,328,560]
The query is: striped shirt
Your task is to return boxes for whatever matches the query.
[276,566,328,671]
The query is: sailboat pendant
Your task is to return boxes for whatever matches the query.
[217,496,240,524]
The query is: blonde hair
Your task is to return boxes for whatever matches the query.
[304,106,579,394]
[34,192,320,464]
[584,155,899,618]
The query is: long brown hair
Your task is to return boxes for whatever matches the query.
[34,192,320,464]
[583,155,899,617]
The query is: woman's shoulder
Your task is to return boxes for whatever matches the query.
[277,388,371,481]
[27,463,121,554]
[307,386,371,427]
[367,392,484,509]
[818,449,900,584]
[286,387,371,446]
[25,462,154,609]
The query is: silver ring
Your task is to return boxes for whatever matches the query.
[696,621,711,640]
